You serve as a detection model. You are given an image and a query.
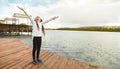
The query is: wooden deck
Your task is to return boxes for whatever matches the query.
[0,38,106,69]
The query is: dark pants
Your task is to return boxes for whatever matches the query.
[32,37,42,59]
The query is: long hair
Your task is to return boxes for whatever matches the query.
[41,19,45,36]
[35,19,45,36]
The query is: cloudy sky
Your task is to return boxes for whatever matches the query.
[0,0,120,28]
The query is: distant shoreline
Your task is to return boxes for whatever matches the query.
[46,26,120,32]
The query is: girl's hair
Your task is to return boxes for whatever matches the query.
[35,19,45,36]
[41,19,45,36]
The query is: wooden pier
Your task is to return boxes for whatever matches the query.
[0,24,32,35]
[0,24,32,32]
[0,38,106,69]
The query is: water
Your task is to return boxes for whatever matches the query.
[1,30,120,69]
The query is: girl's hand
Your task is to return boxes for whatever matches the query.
[17,6,24,11]
[52,16,59,20]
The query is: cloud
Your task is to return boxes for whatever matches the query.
[5,0,59,6]
[0,0,120,28]
[46,0,120,26]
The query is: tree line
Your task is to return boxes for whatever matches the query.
[47,26,120,32]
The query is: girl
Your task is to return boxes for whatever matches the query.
[17,6,58,64]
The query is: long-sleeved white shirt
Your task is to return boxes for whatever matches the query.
[26,12,53,37]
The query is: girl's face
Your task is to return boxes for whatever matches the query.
[34,16,41,22]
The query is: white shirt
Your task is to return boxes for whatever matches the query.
[26,13,53,37]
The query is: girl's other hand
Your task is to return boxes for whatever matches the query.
[17,6,24,11]
[52,16,59,20]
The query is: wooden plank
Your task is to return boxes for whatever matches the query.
[25,51,54,69]
[37,53,57,69]
[0,43,28,52]
[41,53,58,69]
[0,38,18,46]
[0,46,29,58]
[0,50,31,69]
[0,48,31,64]
[57,56,68,69]
[2,55,30,69]
[49,55,63,69]
[10,49,47,69]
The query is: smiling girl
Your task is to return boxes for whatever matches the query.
[18,6,58,64]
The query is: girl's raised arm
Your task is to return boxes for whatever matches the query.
[17,6,34,24]
[42,16,59,25]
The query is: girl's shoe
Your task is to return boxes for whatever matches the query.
[32,59,39,64]
[37,58,42,63]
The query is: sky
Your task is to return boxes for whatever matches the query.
[0,0,120,28]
